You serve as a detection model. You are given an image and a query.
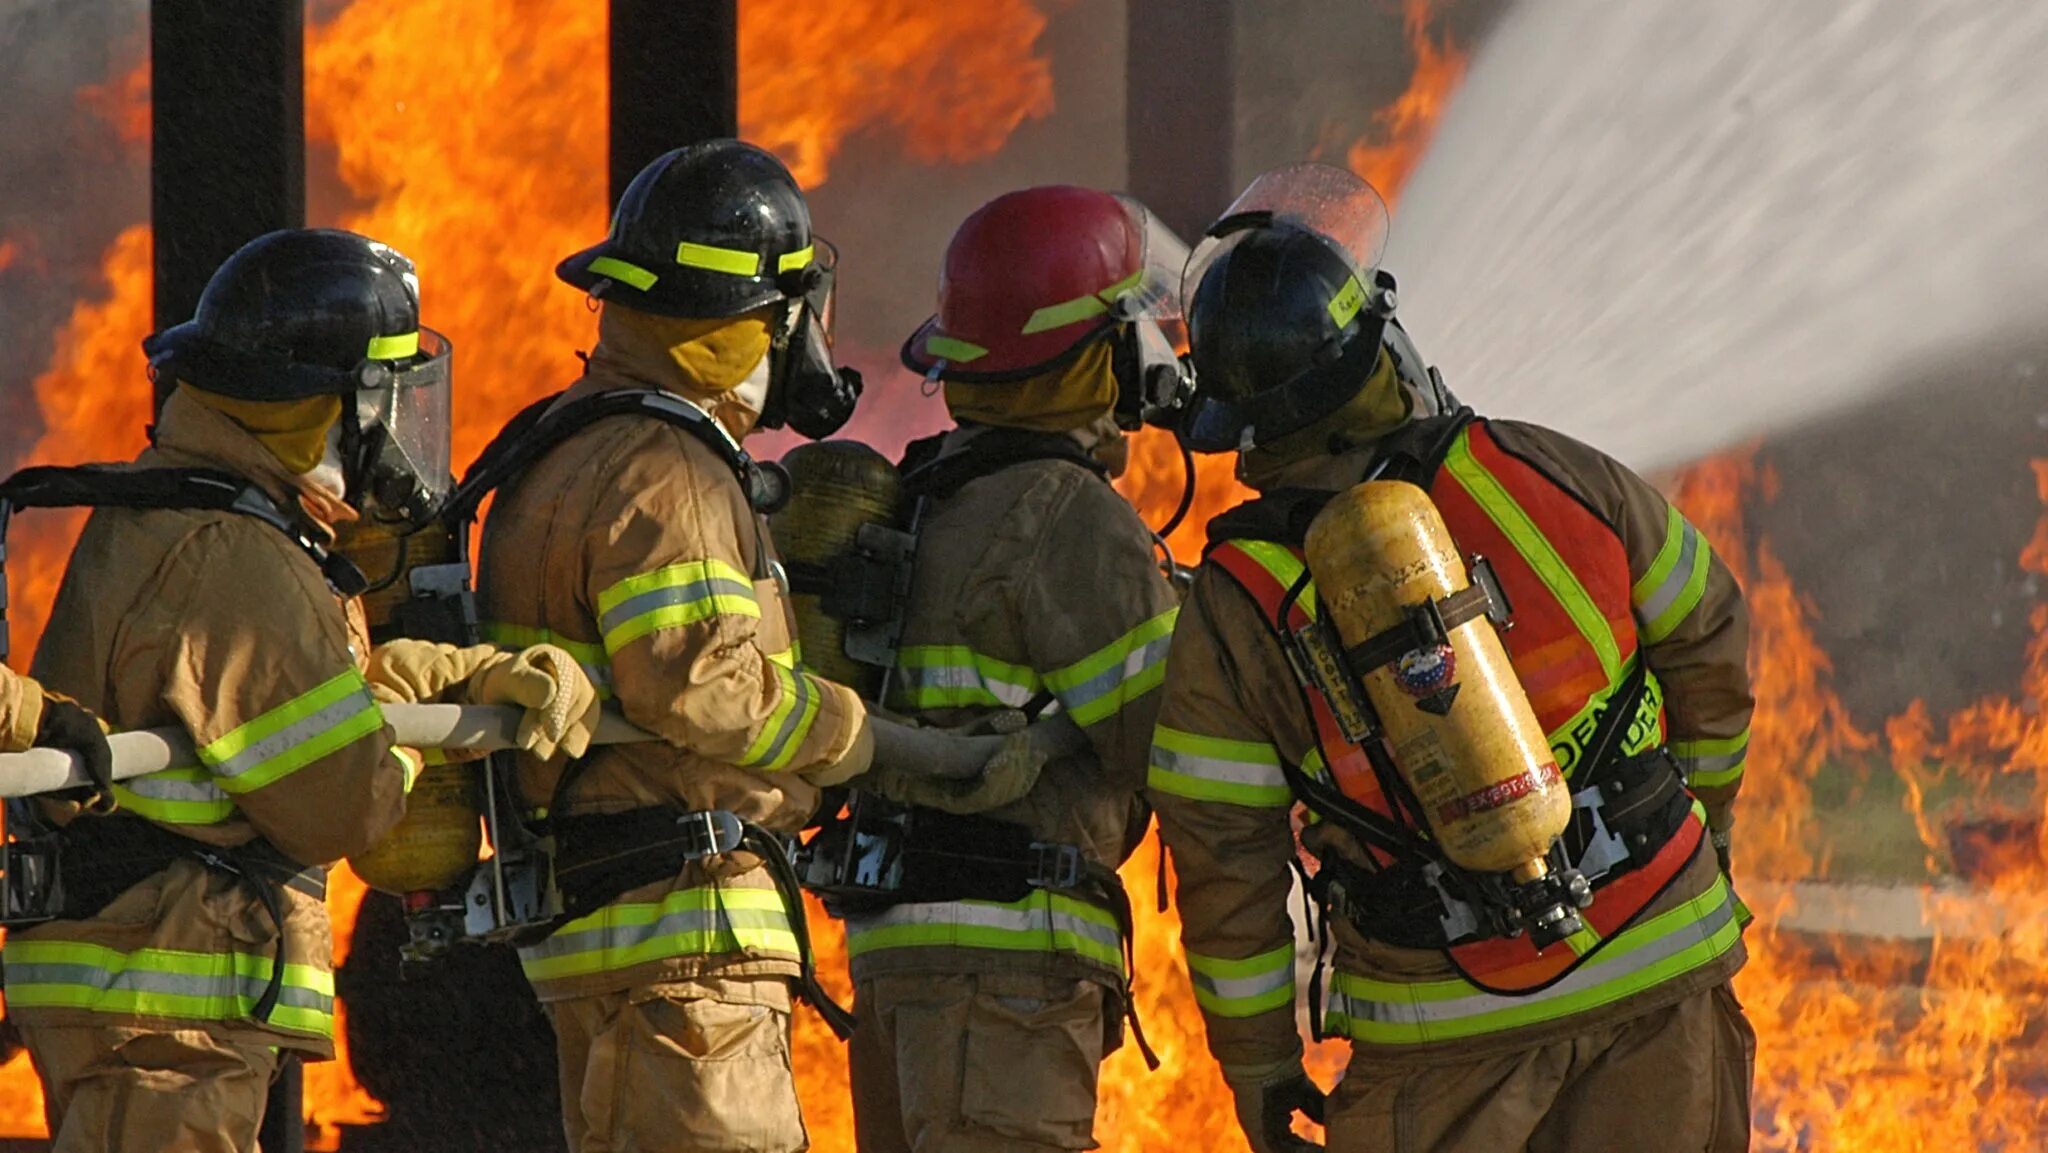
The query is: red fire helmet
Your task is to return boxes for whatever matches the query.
[902,185,1182,382]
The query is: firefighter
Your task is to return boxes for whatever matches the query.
[840,186,1189,1151]
[476,139,1041,1153]
[6,228,598,1153]
[1149,164,1755,1153]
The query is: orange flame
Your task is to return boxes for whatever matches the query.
[1345,0,1469,209]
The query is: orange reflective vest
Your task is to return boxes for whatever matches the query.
[1210,420,1708,994]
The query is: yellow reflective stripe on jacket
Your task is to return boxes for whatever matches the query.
[517,885,797,984]
[481,622,615,700]
[1148,726,1292,808]
[197,669,384,794]
[1672,729,1749,790]
[1186,943,1296,1018]
[738,662,823,772]
[3,939,335,1038]
[1443,435,1623,683]
[1225,540,1318,619]
[1043,607,1178,727]
[844,892,1124,972]
[595,559,759,654]
[1322,873,1742,1045]
[892,645,1043,711]
[1633,506,1713,643]
[111,764,235,825]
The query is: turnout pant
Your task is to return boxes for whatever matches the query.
[850,971,1110,1152]
[20,1024,281,1153]
[1325,983,1755,1153]
[545,974,807,1153]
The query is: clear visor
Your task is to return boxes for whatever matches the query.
[1110,195,1190,322]
[806,237,839,348]
[1181,163,1392,306]
[358,327,453,507]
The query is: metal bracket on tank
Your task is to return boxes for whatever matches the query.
[1341,557,1512,678]
[839,523,917,669]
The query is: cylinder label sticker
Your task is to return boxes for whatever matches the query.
[1435,762,1564,825]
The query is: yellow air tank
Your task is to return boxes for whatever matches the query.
[1304,480,1569,883]
[770,441,904,699]
[334,518,485,896]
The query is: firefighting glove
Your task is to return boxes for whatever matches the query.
[463,645,602,761]
[862,714,1085,814]
[364,639,507,705]
[1223,1058,1326,1153]
[1711,817,1734,878]
[36,696,118,815]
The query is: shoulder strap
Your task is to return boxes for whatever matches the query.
[0,465,367,661]
[1366,407,1477,488]
[899,428,1108,503]
[1203,489,1335,549]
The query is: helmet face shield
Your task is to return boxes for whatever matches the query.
[1110,196,1190,324]
[1183,163,1392,309]
[350,327,453,526]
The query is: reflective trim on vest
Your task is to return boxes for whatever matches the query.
[482,623,615,700]
[2,939,335,1038]
[843,893,1124,972]
[1673,729,1749,791]
[891,645,1043,711]
[518,885,798,984]
[1322,872,1742,1045]
[1043,607,1178,727]
[596,559,760,654]
[1633,506,1712,644]
[1186,943,1296,1018]
[198,669,385,795]
[111,764,234,826]
[1147,726,1292,808]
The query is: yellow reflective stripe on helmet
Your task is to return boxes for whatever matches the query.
[1042,607,1178,727]
[481,623,614,701]
[517,885,796,984]
[1672,729,1748,790]
[366,331,421,360]
[675,241,762,277]
[924,335,990,363]
[1020,267,1148,335]
[1327,274,1368,330]
[1148,726,1292,808]
[1443,433,1622,682]
[1322,873,1741,1045]
[844,892,1124,972]
[739,662,824,772]
[1186,944,1296,1018]
[4,939,336,1038]
[589,255,659,291]
[1632,506,1713,644]
[595,559,760,654]
[776,245,816,274]
[197,669,385,795]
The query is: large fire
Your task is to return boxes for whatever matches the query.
[6,1,2047,1151]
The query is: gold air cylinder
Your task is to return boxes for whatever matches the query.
[334,518,484,896]
[1304,480,1568,881]
[769,441,904,699]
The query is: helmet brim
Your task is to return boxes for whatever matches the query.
[899,313,1117,383]
[556,241,788,319]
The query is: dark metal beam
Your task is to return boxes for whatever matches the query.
[1126,0,1235,240]
[150,0,304,409]
[609,0,738,207]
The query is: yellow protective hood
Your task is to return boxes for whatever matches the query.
[944,341,1119,433]
[1238,346,1409,488]
[178,384,342,476]
[593,304,774,394]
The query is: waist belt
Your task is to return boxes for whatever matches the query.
[54,815,325,1022]
[548,806,858,1041]
[1316,747,1691,950]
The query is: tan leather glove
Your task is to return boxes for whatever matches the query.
[1222,1057,1326,1153]
[1,665,44,753]
[462,645,602,761]
[861,713,1084,815]
[365,640,506,704]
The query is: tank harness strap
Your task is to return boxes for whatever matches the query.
[0,465,369,661]
[897,428,1109,503]
[48,815,324,1022]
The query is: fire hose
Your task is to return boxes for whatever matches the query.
[0,703,1077,799]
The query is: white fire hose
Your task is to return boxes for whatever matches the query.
[0,703,1082,799]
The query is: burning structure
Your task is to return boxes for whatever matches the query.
[2,0,2046,1149]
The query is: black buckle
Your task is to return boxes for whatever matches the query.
[1026,842,1083,890]
[675,810,745,860]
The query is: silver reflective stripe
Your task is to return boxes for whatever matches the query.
[207,687,377,781]
[122,769,229,806]
[851,899,1123,954]
[1189,964,1294,1005]
[1054,633,1173,717]
[747,665,814,771]
[896,664,1039,708]
[1636,521,1702,626]
[1151,745,1287,790]
[3,962,333,1013]
[596,575,756,638]
[519,904,795,964]
[1327,898,1738,1028]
